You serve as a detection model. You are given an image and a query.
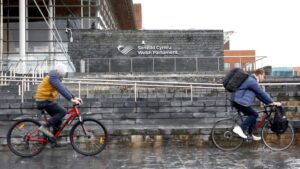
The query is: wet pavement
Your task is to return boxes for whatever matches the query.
[1,142,300,169]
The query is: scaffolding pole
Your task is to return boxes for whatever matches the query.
[19,0,26,73]
[0,0,3,70]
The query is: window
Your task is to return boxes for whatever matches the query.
[234,63,241,68]
[224,63,230,71]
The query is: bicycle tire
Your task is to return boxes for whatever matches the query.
[211,118,243,151]
[70,118,108,156]
[7,119,46,157]
[261,121,294,151]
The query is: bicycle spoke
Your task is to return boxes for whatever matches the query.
[211,118,243,151]
[261,122,294,151]
[70,118,108,156]
[7,119,46,157]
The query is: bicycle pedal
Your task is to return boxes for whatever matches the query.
[51,143,65,148]
[245,138,253,142]
[47,136,57,144]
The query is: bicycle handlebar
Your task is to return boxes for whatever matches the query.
[73,99,83,107]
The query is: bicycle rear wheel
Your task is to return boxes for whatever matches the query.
[7,119,46,157]
[211,118,243,151]
[261,121,294,151]
[70,118,108,156]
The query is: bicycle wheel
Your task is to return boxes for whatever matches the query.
[70,118,108,156]
[261,121,294,151]
[7,119,46,157]
[211,118,243,151]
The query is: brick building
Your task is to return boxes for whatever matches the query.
[224,50,256,72]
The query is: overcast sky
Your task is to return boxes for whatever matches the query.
[133,0,300,67]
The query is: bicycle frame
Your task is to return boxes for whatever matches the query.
[27,105,82,143]
[53,106,82,138]
[233,105,275,129]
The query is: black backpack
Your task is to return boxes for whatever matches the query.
[271,106,289,134]
[223,68,249,93]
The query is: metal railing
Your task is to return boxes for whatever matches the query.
[1,75,300,103]
[0,58,73,77]
[83,56,225,73]
[0,75,224,103]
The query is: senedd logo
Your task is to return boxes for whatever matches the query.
[117,45,134,55]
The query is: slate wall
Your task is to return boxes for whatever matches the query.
[68,30,224,73]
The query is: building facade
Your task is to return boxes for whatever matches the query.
[0,0,139,73]
[224,50,256,72]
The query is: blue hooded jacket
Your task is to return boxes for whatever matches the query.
[232,74,273,107]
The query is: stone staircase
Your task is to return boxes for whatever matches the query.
[1,73,300,147]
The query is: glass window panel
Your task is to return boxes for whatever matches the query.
[28,30,50,41]
[81,18,91,29]
[83,7,89,17]
[8,42,19,53]
[54,42,69,52]
[90,6,96,16]
[3,31,8,41]
[4,0,18,5]
[2,42,8,53]
[6,7,19,16]
[28,42,49,52]
[7,30,19,41]
[56,0,81,6]
[55,7,81,17]
[28,20,49,29]
[55,19,68,29]
[8,22,19,29]
[234,63,241,68]
[27,7,48,17]
[224,63,230,71]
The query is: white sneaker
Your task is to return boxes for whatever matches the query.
[252,134,261,141]
[233,126,247,139]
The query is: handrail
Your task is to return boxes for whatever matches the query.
[2,75,300,87]
[2,76,300,103]
[4,63,14,74]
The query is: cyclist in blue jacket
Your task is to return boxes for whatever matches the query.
[232,68,281,140]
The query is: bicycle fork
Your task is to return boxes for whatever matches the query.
[78,116,88,136]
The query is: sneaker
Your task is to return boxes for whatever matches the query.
[39,124,54,138]
[233,126,247,139]
[251,134,261,141]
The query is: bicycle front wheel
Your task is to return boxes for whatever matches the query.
[211,118,243,151]
[70,118,108,156]
[261,121,294,151]
[7,119,46,157]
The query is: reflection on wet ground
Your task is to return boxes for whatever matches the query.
[1,141,300,169]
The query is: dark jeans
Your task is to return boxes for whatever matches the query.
[232,102,258,134]
[36,100,67,134]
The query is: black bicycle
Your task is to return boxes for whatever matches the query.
[211,105,294,151]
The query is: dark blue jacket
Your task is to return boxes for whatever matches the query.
[232,74,273,107]
[48,70,74,101]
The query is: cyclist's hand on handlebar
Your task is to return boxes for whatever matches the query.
[75,97,83,104]
[71,97,82,105]
[270,102,282,106]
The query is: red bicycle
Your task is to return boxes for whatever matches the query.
[6,103,108,157]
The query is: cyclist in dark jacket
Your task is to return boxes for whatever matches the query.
[232,68,281,140]
[35,63,81,138]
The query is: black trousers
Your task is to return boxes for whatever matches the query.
[36,100,67,134]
